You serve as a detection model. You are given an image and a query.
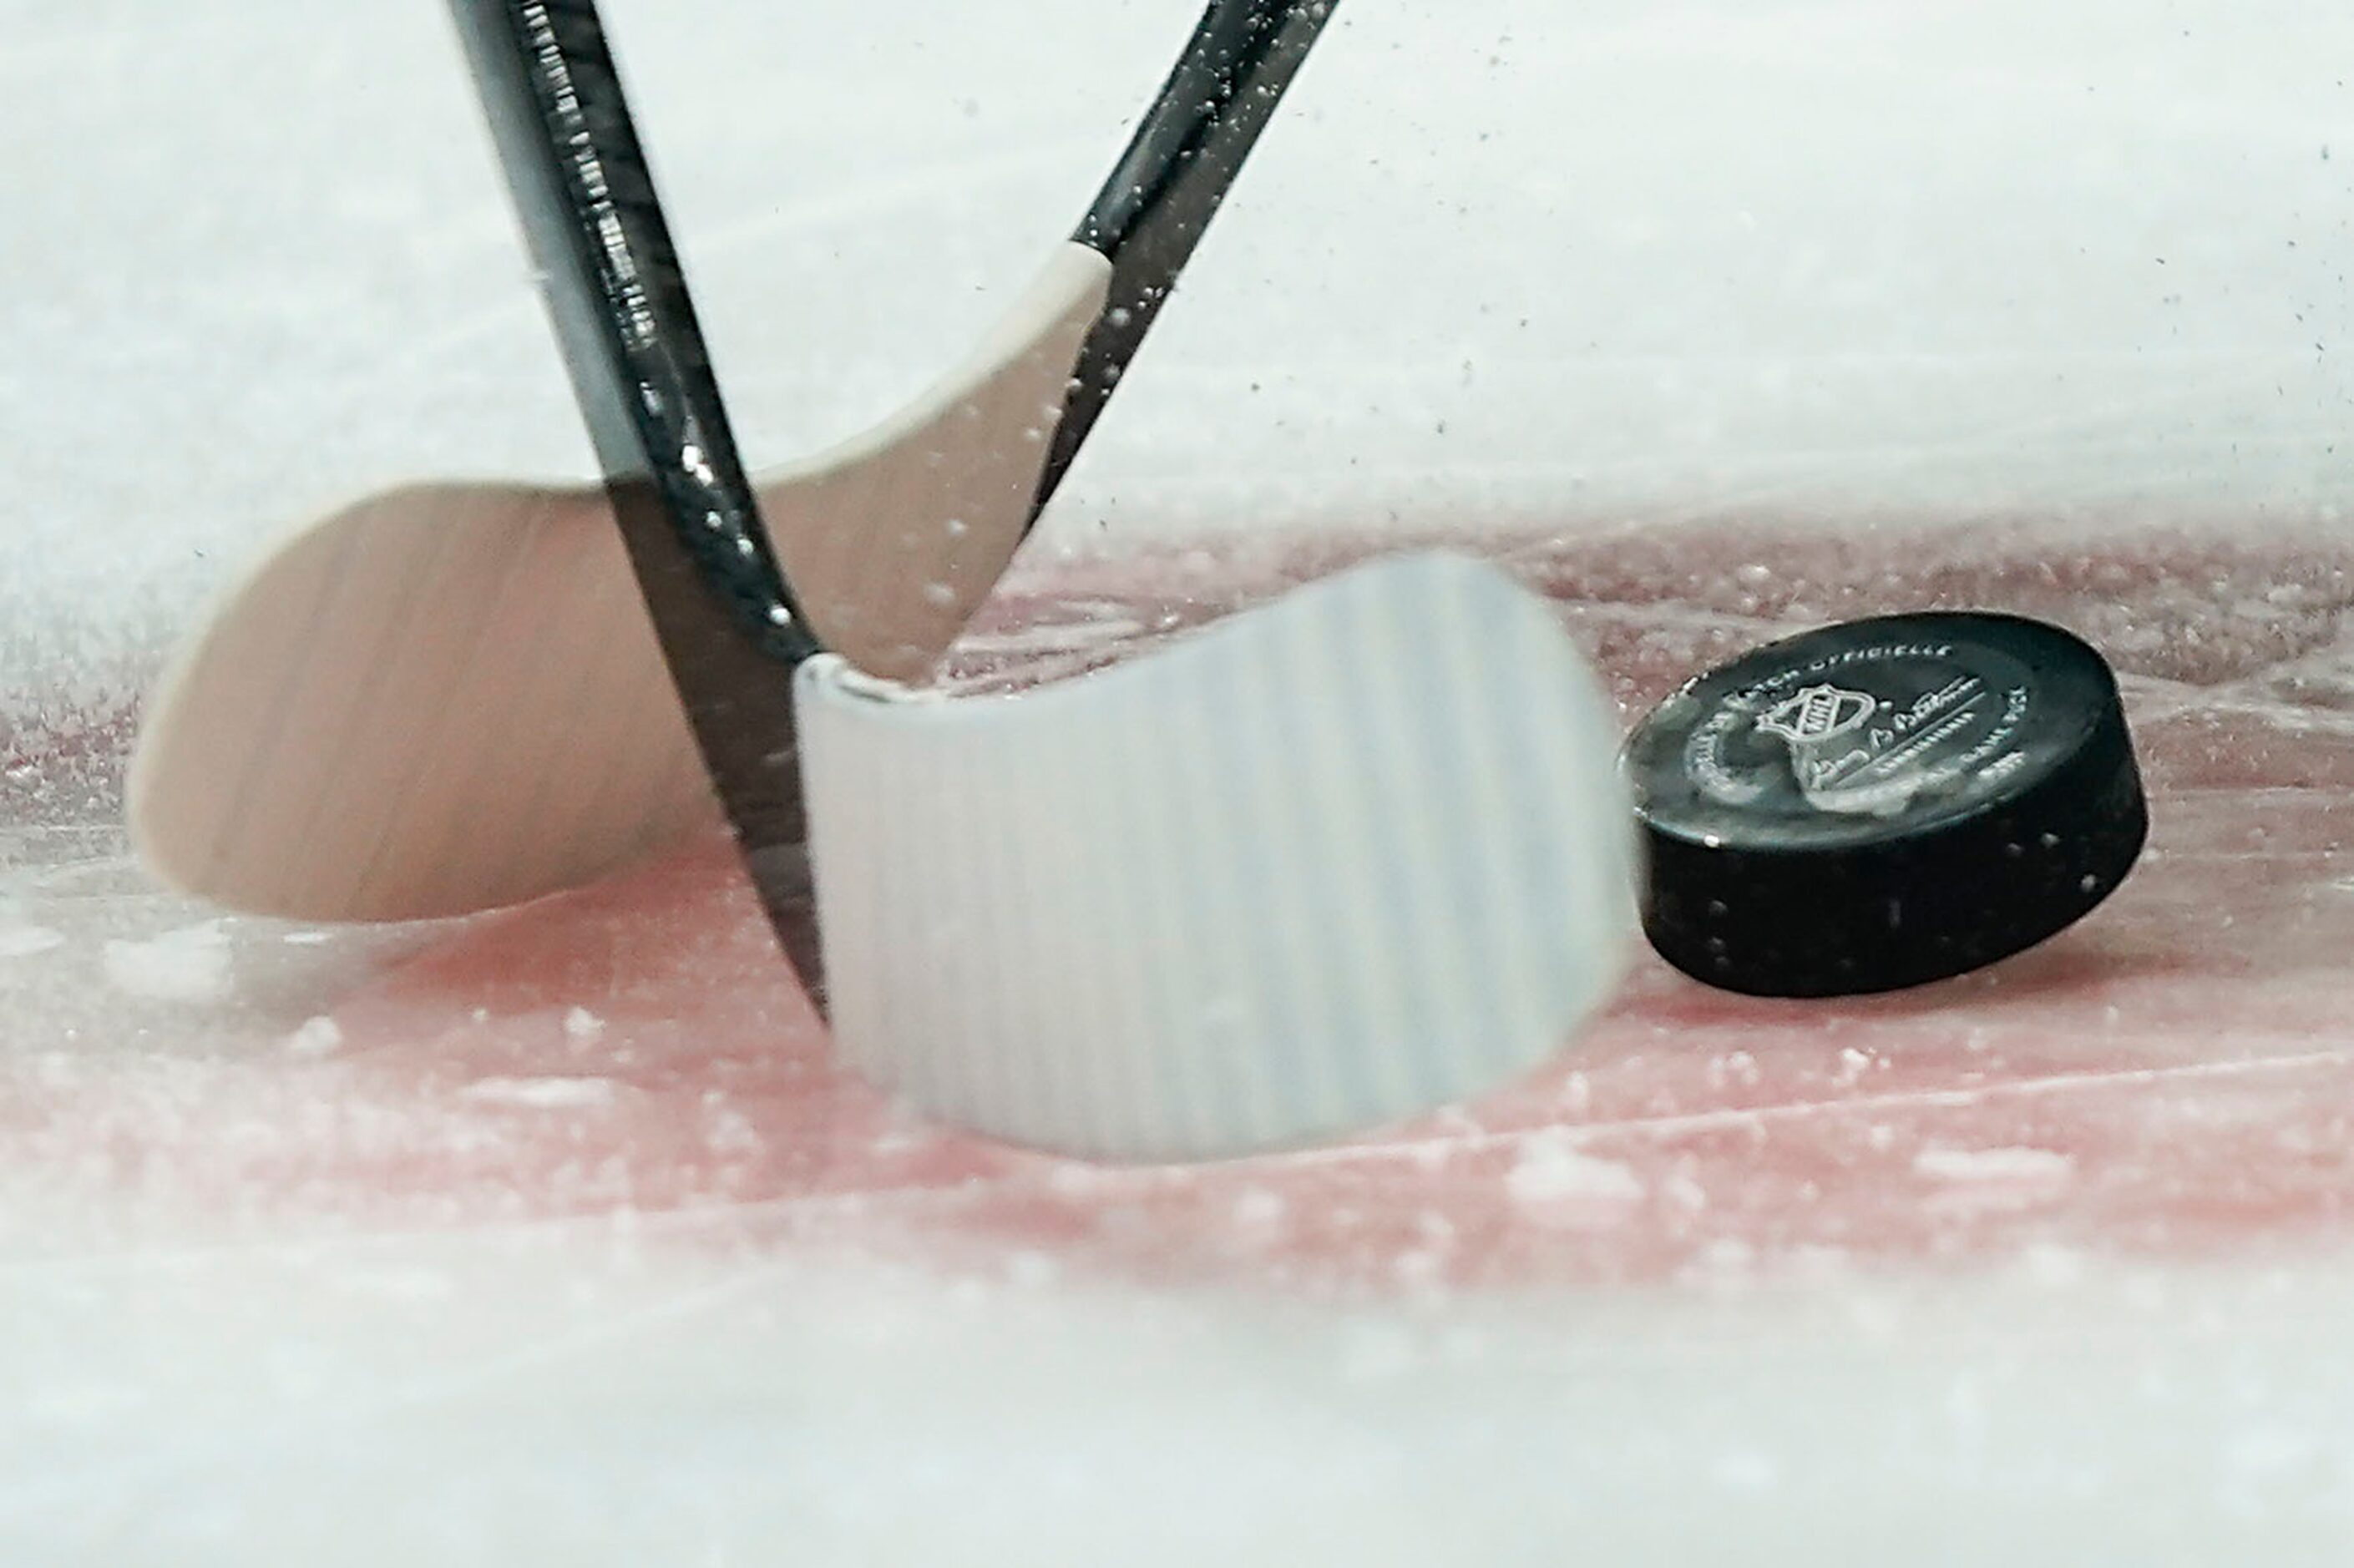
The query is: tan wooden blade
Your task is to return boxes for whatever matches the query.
[129,243,1111,922]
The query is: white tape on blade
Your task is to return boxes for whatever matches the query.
[796,552,1636,1161]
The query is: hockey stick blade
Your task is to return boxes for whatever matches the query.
[127,245,1106,923]
[799,551,1636,1160]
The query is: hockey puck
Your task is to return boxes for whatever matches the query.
[1623,611,2148,997]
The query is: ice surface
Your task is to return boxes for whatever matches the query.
[8,0,2354,1560]
[23,524,2354,1558]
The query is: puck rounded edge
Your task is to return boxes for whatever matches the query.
[1623,611,2149,998]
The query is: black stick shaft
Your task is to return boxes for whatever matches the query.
[1034,0,1339,517]
[447,0,824,984]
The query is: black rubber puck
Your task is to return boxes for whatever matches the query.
[1623,611,2149,997]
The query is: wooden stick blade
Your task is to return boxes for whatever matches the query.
[128,245,1111,923]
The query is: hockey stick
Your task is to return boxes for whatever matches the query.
[130,0,1335,923]
[445,0,1633,1159]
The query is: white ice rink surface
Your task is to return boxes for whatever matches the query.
[7,0,2354,1560]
